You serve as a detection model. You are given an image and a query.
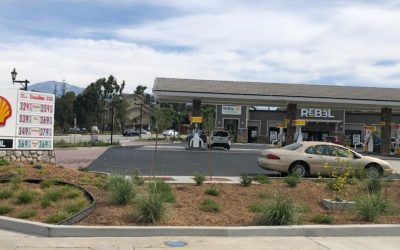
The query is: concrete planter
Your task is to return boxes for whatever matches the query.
[322,198,356,211]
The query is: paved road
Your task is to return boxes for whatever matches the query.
[88,143,274,176]
[87,143,400,177]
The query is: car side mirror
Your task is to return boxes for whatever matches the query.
[353,153,361,159]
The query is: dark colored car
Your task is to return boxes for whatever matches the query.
[123,129,140,136]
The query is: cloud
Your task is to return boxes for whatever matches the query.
[1,0,400,93]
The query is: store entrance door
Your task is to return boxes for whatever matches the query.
[224,119,238,142]
[248,126,258,143]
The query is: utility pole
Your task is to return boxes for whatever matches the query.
[135,103,144,140]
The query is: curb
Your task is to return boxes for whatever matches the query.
[0,216,399,237]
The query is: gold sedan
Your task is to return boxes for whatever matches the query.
[257,141,393,178]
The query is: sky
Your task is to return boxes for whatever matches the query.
[1,0,400,93]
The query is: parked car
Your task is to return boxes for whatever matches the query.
[162,129,179,137]
[323,136,342,145]
[257,141,393,178]
[91,126,100,133]
[123,129,140,136]
[139,129,151,134]
[208,130,231,150]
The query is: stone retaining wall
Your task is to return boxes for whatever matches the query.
[0,150,56,163]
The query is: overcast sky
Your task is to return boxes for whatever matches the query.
[1,0,400,93]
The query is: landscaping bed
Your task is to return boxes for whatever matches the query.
[1,162,399,226]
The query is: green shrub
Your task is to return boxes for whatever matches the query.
[60,186,82,199]
[311,214,333,224]
[0,159,9,166]
[16,190,37,204]
[248,203,265,213]
[199,198,220,212]
[361,177,383,194]
[356,194,389,222]
[41,197,52,208]
[297,204,312,214]
[0,189,13,199]
[204,186,220,196]
[46,212,69,224]
[254,194,297,225]
[284,174,300,188]
[0,205,12,215]
[240,173,252,187]
[10,175,23,189]
[134,192,165,224]
[252,174,271,184]
[353,168,367,180]
[40,179,53,189]
[194,173,206,185]
[17,209,37,219]
[257,191,271,199]
[132,170,145,186]
[147,181,175,203]
[63,198,88,214]
[43,189,63,202]
[107,175,135,205]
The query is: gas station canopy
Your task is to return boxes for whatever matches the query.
[153,77,400,111]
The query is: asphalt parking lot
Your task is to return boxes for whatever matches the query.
[87,142,400,178]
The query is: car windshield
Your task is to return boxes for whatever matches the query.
[213,131,229,137]
[282,143,303,151]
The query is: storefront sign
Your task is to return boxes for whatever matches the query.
[0,90,54,150]
[190,116,203,123]
[293,120,306,126]
[353,134,361,144]
[299,108,336,119]
[270,131,278,141]
[222,105,241,115]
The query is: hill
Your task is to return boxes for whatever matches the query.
[28,81,84,96]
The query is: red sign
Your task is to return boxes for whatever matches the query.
[0,96,12,126]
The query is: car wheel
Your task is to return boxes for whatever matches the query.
[226,145,230,150]
[289,161,309,177]
[365,164,382,179]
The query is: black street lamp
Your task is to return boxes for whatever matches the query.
[11,68,30,91]
[135,102,144,140]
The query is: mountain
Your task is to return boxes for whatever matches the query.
[28,81,84,96]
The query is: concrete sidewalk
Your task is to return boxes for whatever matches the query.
[55,147,109,169]
[1,229,399,250]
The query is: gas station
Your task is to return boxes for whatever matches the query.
[153,77,400,155]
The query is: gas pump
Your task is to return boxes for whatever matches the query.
[272,122,286,147]
[363,125,375,153]
[187,116,204,150]
[393,124,400,155]
[293,120,306,143]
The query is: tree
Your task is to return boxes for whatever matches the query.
[134,85,147,95]
[150,107,173,178]
[202,110,216,179]
[55,91,76,133]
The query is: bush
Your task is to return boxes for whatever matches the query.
[60,186,82,199]
[257,191,271,199]
[10,175,23,189]
[240,173,252,187]
[0,189,13,199]
[43,189,63,202]
[0,159,9,166]
[16,190,37,204]
[41,197,52,208]
[199,198,220,212]
[252,174,271,184]
[46,212,69,224]
[248,203,264,213]
[63,198,88,214]
[194,173,206,185]
[284,174,300,188]
[311,214,333,224]
[356,194,389,222]
[107,175,135,205]
[147,181,175,203]
[40,179,53,189]
[17,209,37,219]
[132,170,145,186]
[204,186,219,196]
[361,177,383,194]
[254,195,297,225]
[134,192,165,224]
[0,205,12,215]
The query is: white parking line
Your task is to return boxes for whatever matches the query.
[140,145,261,153]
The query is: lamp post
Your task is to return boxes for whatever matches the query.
[135,102,144,140]
[110,95,123,145]
[11,68,30,90]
